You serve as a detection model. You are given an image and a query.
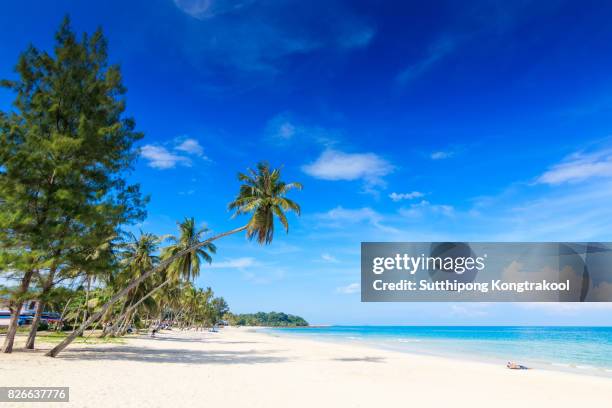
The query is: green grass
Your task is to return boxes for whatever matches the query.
[0,328,126,344]
[35,331,126,344]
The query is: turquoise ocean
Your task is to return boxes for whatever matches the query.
[266,326,612,376]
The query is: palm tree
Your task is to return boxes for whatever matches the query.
[46,162,301,357]
[229,162,302,244]
[105,231,162,335]
[108,218,216,330]
[163,217,216,282]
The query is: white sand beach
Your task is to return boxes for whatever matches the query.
[1,328,611,408]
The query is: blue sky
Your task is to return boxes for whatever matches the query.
[2,0,612,325]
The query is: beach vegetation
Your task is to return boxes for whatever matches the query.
[226,311,308,327]
[0,17,302,358]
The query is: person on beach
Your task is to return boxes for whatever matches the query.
[506,361,528,369]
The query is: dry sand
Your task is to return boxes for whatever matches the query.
[1,327,611,407]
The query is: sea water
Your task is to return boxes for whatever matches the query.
[266,326,612,376]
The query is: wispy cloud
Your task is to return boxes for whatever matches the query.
[399,200,455,217]
[172,0,374,74]
[316,206,398,233]
[208,257,258,269]
[430,150,454,160]
[396,36,457,85]
[173,0,254,19]
[336,282,360,294]
[337,27,375,49]
[321,253,339,263]
[536,148,612,185]
[140,145,192,169]
[242,268,285,284]
[264,112,337,147]
[175,138,206,157]
[267,116,297,140]
[389,191,424,202]
[141,138,208,170]
[302,149,394,188]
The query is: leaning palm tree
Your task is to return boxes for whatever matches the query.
[102,231,161,336]
[229,162,302,244]
[107,218,216,330]
[163,217,216,282]
[46,162,302,357]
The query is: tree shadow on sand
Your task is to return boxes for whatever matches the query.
[135,335,260,346]
[58,346,289,365]
[332,356,386,363]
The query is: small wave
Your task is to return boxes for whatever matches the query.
[346,336,361,340]
[575,365,595,370]
[397,338,421,343]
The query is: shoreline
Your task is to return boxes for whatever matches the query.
[2,327,611,407]
[261,325,612,378]
[260,326,612,378]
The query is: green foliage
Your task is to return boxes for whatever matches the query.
[0,16,146,305]
[161,217,216,283]
[1,16,305,356]
[227,311,308,327]
[228,162,302,244]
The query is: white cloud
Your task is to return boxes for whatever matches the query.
[302,149,394,187]
[316,206,398,234]
[536,148,612,185]
[389,191,424,202]
[265,113,299,141]
[209,257,258,269]
[175,138,206,157]
[141,138,210,170]
[399,200,454,217]
[140,145,192,169]
[430,151,453,160]
[337,282,360,294]
[319,206,381,224]
[321,253,339,263]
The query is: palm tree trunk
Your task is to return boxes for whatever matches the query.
[109,298,134,336]
[102,300,126,336]
[117,310,132,336]
[111,277,172,331]
[2,269,36,353]
[45,225,247,357]
[57,297,72,332]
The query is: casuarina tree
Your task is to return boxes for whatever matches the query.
[0,16,146,353]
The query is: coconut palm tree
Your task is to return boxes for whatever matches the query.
[229,162,302,244]
[163,218,216,282]
[46,162,301,357]
[107,218,216,330]
[104,231,162,335]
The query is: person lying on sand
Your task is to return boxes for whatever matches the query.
[506,361,528,370]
